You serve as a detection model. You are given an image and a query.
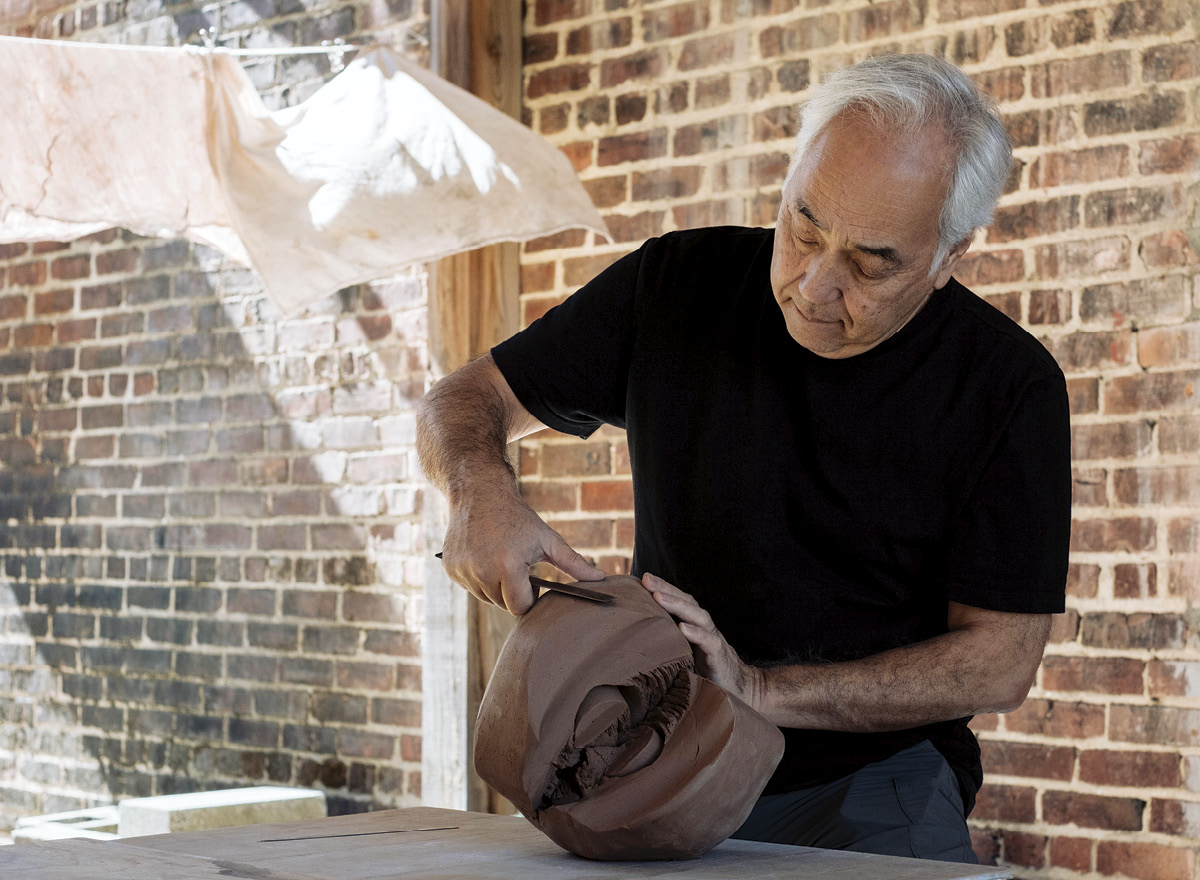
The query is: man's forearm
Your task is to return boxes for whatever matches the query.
[416,357,518,503]
[751,610,1051,732]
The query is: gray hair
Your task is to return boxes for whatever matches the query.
[784,54,1012,274]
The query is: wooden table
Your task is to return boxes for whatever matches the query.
[0,805,1012,879]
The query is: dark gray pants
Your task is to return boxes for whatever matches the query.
[731,740,977,863]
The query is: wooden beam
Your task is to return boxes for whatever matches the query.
[423,0,521,815]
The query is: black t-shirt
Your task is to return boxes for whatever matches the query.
[492,226,1071,810]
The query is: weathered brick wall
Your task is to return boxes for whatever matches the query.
[0,2,430,827]
[518,0,1200,876]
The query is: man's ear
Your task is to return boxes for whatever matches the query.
[933,236,973,290]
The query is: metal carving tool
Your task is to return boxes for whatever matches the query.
[435,553,612,603]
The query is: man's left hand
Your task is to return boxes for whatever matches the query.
[642,573,766,712]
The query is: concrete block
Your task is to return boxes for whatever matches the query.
[12,806,119,843]
[118,786,326,837]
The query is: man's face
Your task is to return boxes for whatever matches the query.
[770,112,969,359]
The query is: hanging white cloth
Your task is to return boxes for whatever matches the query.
[0,36,608,314]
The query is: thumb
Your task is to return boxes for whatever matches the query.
[543,534,606,582]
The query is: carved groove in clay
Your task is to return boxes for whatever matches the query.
[474,575,784,861]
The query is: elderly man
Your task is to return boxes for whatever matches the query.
[417,54,1070,862]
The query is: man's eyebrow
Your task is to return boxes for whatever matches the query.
[792,197,903,265]
[857,244,901,265]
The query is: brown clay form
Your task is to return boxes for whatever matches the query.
[473,575,785,861]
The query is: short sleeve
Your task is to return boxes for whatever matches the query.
[491,244,646,438]
[944,372,1072,614]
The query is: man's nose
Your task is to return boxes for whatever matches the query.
[797,252,843,305]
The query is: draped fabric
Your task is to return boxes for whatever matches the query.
[0,36,607,314]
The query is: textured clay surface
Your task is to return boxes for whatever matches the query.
[474,574,784,861]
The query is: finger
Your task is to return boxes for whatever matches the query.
[543,534,606,582]
[678,621,726,657]
[499,569,535,616]
[641,572,696,603]
[651,590,714,630]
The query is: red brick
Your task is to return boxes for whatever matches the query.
[679,34,735,71]
[972,783,1036,823]
[615,93,648,124]
[1148,798,1193,835]
[1029,145,1128,188]
[1168,558,1199,597]
[525,228,588,253]
[1070,419,1150,460]
[1111,704,1200,747]
[1139,134,1200,175]
[846,0,923,41]
[1049,609,1079,645]
[971,828,999,866]
[1034,236,1128,280]
[372,696,420,726]
[1085,92,1186,137]
[583,175,627,209]
[1082,612,1185,650]
[1160,416,1200,454]
[1167,518,1199,554]
[1114,466,1200,505]
[973,66,1025,103]
[566,18,632,55]
[988,196,1079,244]
[1096,840,1193,880]
[1005,699,1106,739]
[14,323,52,348]
[1031,52,1131,98]
[580,479,634,512]
[0,294,25,320]
[597,129,668,166]
[1114,562,1157,599]
[523,32,557,64]
[0,242,28,259]
[1079,749,1181,788]
[541,442,610,477]
[1042,655,1144,695]
[642,1,709,41]
[1106,0,1188,38]
[51,254,90,280]
[10,261,47,287]
[695,73,732,108]
[673,198,743,229]
[520,262,555,294]
[603,210,664,243]
[979,740,1075,781]
[1086,185,1185,228]
[552,517,614,549]
[674,116,744,157]
[751,105,794,143]
[1050,836,1092,872]
[939,0,1022,22]
[1143,43,1199,82]
[758,14,839,56]
[520,480,578,512]
[632,167,702,201]
[527,63,590,100]
[533,0,587,26]
[600,49,666,88]
[1139,229,1198,270]
[564,252,622,286]
[1043,790,1144,831]
[1002,830,1046,869]
[576,95,610,128]
[1104,370,1199,415]
[1052,330,1135,374]
[953,250,1024,287]
[1066,563,1099,598]
[95,248,137,275]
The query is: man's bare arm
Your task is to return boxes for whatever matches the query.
[645,573,1050,730]
[416,354,604,614]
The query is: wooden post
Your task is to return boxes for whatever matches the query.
[422,0,521,814]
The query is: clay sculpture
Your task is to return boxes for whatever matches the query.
[473,574,785,861]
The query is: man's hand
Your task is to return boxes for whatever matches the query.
[416,354,605,616]
[443,485,604,615]
[642,573,766,711]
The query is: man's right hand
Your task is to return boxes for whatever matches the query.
[416,354,606,616]
[441,485,605,615]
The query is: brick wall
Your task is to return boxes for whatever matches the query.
[518,1,1200,876]
[0,2,430,826]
